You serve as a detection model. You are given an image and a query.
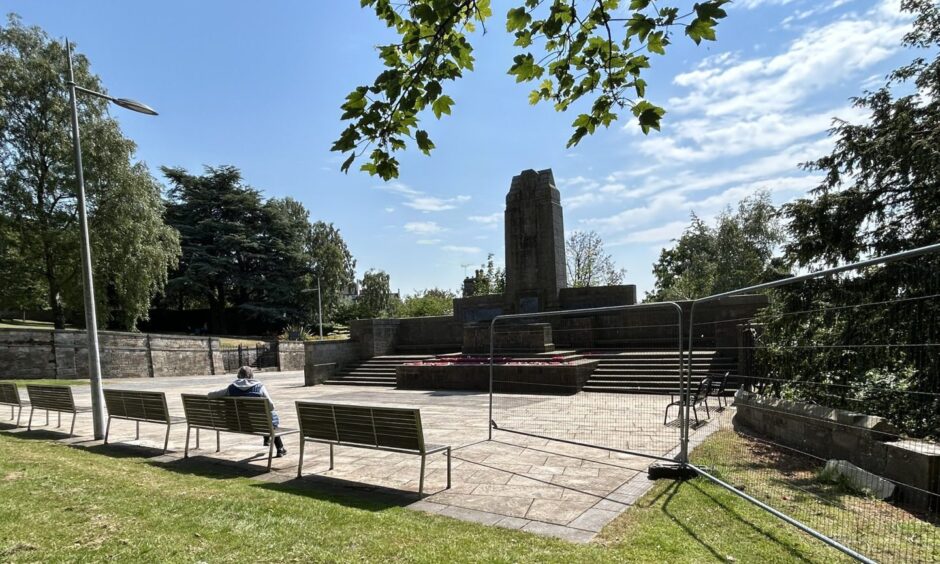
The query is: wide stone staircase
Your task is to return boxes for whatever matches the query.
[323,354,432,387]
[581,349,737,394]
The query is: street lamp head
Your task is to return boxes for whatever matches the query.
[112,97,158,115]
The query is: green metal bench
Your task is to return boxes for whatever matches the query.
[104,389,185,453]
[180,394,298,470]
[295,401,451,495]
[26,384,90,437]
[0,382,25,427]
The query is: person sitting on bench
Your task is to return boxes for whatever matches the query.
[209,366,287,457]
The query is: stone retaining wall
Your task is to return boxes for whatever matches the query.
[733,390,940,510]
[0,328,224,379]
[303,339,360,384]
[396,359,599,394]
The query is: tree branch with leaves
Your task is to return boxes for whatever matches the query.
[333,0,729,180]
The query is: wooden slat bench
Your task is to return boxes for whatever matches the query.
[180,394,298,469]
[295,401,451,495]
[103,389,185,453]
[25,384,91,437]
[0,382,25,427]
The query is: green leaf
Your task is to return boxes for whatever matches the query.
[506,7,531,32]
[686,19,717,44]
[431,95,454,119]
[630,0,651,8]
[415,129,435,155]
[340,154,355,173]
[647,32,666,55]
[632,101,665,133]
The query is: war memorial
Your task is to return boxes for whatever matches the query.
[306,168,766,394]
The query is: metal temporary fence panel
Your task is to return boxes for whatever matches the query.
[488,302,690,463]
[685,243,940,563]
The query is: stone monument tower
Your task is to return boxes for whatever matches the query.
[504,169,567,313]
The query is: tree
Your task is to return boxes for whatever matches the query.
[309,221,357,323]
[756,0,940,438]
[399,288,456,317]
[357,269,397,319]
[463,253,506,297]
[333,0,730,179]
[648,191,785,301]
[0,15,180,329]
[162,165,268,333]
[566,230,626,287]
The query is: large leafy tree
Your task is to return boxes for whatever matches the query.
[399,288,456,317]
[333,0,730,179]
[0,15,179,329]
[161,167,357,333]
[757,0,940,438]
[357,269,397,319]
[309,221,357,324]
[648,191,785,301]
[462,253,506,297]
[566,230,626,287]
[162,166,269,333]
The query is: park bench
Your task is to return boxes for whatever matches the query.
[663,375,713,426]
[709,371,732,408]
[25,384,90,437]
[180,394,298,469]
[0,382,25,427]
[103,389,185,453]
[295,401,451,495]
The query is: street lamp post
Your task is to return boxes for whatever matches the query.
[311,262,323,340]
[65,39,158,440]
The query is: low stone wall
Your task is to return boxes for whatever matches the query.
[303,339,359,385]
[396,316,462,353]
[274,341,305,371]
[350,319,399,358]
[0,328,223,379]
[733,390,940,510]
[463,322,554,354]
[396,359,598,394]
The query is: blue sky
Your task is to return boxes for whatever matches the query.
[5,0,918,296]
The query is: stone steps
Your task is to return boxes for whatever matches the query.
[324,354,431,387]
[583,349,737,394]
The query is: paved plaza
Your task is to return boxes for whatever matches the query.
[2,372,728,542]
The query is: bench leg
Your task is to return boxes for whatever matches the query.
[163,425,171,454]
[27,406,34,430]
[296,438,305,478]
[267,437,275,471]
[16,406,22,427]
[446,447,451,490]
[703,398,710,419]
[663,404,671,425]
[45,409,48,426]
[419,454,427,496]
[104,416,112,444]
[184,426,191,458]
[57,411,61,428]
[136,421,140,441]
[216,430,220,453]
[69,413,76,438]
[329,443,334,470]
[196,428,200,450]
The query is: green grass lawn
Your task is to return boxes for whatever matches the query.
[0,433,880,563]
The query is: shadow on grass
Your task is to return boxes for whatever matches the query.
[656,479,821,564]
[251,475,420,512]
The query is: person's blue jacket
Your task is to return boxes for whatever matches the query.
[208,377,280,427]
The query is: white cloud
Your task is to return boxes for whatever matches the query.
[670,6,908,118]
[613,221,691,244]
[416,239,441,245]
[384,207,395,213]
[468,212,502,224]
[441,245,482,254]
[377,182,470,213]
[404,221,443,235]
